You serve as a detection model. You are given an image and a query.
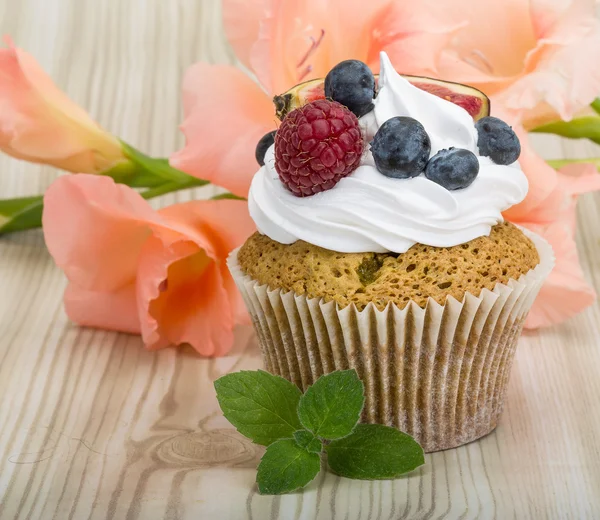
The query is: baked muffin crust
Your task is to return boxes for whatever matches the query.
[237,222,540,310]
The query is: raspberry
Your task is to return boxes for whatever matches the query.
[274,99,364,196]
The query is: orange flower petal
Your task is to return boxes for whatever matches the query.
[505,0,600,126]
[136,199,254,354]
[436,0,535,86]
[249,0,403,94]
[417,0,600,127]
[372,1,466,76]
[509,162,600,329]
[524,220,596,329]
[558,162,600,195]
[502,126,559,224]
[43,175,160,292]
[45,178,254,353]
[170,63,275,198]
[222,0,270,71]
[158,199,255,260]
[136,237,234,356]
[159,199,256,325]
[64,283,141,334]
[0,37,123,172]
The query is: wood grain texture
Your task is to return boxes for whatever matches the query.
[1,1,600,518]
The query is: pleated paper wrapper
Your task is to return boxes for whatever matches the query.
[227,229,554,452]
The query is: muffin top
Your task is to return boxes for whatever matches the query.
[238,222,539,311]
[248,52,528,255]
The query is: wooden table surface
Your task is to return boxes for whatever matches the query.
[1,1,600,518]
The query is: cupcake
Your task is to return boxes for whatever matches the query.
[228,52,554,452]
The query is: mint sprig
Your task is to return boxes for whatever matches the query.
[214,369,424,495]
[293,430,322,453]
[326,424,424,479]
[298,369,364,439]
[214,370,302,446]
[257,439,321,495]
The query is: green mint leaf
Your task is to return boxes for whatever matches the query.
[257,439,321,495]
[326,424,424,479]
[297,369,364,440]
[293,430,322,454]
[214,370,302,446]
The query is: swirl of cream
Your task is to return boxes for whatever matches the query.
[360,53,478,155]
[248,52,528,254]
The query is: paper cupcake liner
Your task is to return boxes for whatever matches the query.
[227,228,554,452]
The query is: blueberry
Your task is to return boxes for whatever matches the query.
[425,148,479,190]
[371,117,431,178]
[475,116,521,165]
[324,60,375,117]
[255,130,276,166]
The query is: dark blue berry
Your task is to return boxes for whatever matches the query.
[255,130,276,166]
[324,60,375,118]
[475,116,520,165]
[425,148,479,190]
[371,117,431,178]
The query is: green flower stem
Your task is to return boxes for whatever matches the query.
[547,157,600,170]
[532,97,600,144]
[211,192,245,201]
[140,181,241,200]
[532,116,600,145]
[140,177,209,199]
[0,139,221,235]
[0,195,43,215]
[120,142,195,185]
[0,179,241,235]
[0,197,44,235]
[101,160,143,184]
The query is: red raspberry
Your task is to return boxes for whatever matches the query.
[274,99,364,196]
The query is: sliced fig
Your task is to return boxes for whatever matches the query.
[273,75,490,121]
[274,78,326,120]
[403,75,490,122]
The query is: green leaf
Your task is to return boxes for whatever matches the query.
[214,370,302,446]
[293,430,322,454]
[591,98,600,116]
[326,424,424,480]
[257,439,321,495]
[297,369,364,440]
[531,116,600,145]
[0,197,43,235]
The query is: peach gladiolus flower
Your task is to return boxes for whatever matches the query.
[171,0,462,196]
[43,175,255,356]
[0,37,125,173]
[410,0,600,129]
[504,128,600,328]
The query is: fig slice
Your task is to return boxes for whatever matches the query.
[273,74,490,121]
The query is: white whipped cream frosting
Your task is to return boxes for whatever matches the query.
[248,52,528,254]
